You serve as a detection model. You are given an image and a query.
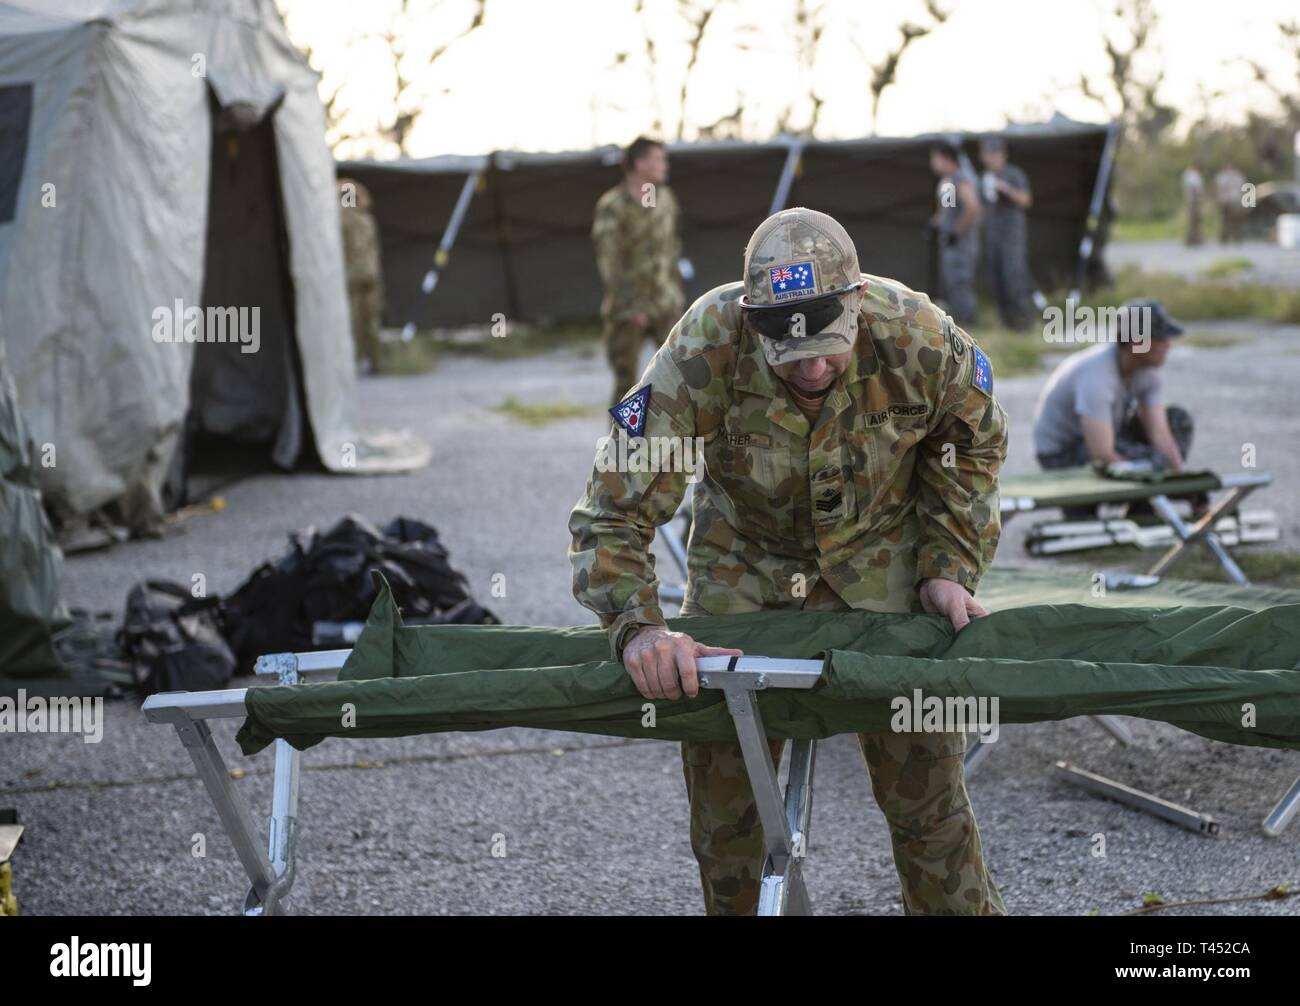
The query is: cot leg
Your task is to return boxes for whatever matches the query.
[172,718,277,911]
[1147,491,1251,585]
[964,715,1131,781]
[766,738,816,916]
[1054,761,1220,836]
[254,656,305,915]
[963,733,995,775]
[253,739,302,916]
[1262,775,1300,837]
[723,686,814,917]
[1091,715,1135,746]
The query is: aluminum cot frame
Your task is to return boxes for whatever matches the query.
[142,651,824,916]
[999,470,1273,586]
[656,472,1300,838]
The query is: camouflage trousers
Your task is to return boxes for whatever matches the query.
[680,579,1006,916]
[349,280,383,372]
[604,314,673,408]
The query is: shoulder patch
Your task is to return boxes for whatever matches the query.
[971,347,993,395]
[947,319,966,358]
[610,384,651,436]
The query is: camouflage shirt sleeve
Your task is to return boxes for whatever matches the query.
[913,320,1008,593]
[568,336,696,660]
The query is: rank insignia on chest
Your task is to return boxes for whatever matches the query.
[971,347,993,395]
[610,384,651,436]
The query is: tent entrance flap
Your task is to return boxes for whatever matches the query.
[191,90,305,473]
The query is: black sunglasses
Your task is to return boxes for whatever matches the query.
[740,285,857,341]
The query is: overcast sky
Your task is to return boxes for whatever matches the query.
[279,0,1299,157]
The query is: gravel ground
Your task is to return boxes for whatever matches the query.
[4,318,1299,917]
[1107,238,1300,289]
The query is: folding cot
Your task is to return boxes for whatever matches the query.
[998,466,1273,584]
[144,574,1300,916]
[144,651,822,916]
[658,466,1273,600]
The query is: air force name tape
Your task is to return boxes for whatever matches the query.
[610,384,651,436]
[971,347,993,395]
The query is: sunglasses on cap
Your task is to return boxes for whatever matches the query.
[739,283,859,341]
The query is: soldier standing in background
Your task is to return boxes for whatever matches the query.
[338,177,385,374]
[928,141,981,326]
[592,137,684,408]
[1181,162,1205,246]
[978,136,1033,330]
[1214,162,1246,244]
[571,207,1008,916]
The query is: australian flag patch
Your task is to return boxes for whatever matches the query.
[971,347,993,395]
[769,261,815,301]
[610,384,651,436]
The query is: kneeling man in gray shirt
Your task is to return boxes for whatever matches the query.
[1032,299,1192,472]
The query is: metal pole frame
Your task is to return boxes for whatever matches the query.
[141,649,351,915]
[401,166,486,340]
[1145,472,1272,584]
[696,656,824,916]
[768,139,805,217]
[1071,119,1121,298]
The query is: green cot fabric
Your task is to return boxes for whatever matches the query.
[235,573,1300,756]
[999,467,1223,508]
[977,567,1300,611]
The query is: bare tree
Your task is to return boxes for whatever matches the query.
[1076,0,1176,142]
[378,0,487,154]
[695,106,746,141]
[675,0,719,140]
[775,0,829,137]
[299,37,347,140]
[1241,19,1300,134]
[292,0,488,156]
[854,0,949,133]
[635,0,666,136]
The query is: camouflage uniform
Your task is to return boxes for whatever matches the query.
[569,208,1009,916]
[592,181,684,407]
[340,181,384,372]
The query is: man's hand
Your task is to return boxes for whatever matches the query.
[630,310,649,329]
[919,577,987,632]
[623,626,743,701]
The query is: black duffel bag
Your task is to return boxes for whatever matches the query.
[221,515,497,671]
[119,580,236,694]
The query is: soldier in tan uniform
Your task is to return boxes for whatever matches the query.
[592,137,684,407]
[570,208,1009,916]
[338,177,384,374]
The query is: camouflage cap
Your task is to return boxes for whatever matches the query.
[740,207,862,366]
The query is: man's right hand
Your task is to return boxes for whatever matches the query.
[623,626,743,701]
[630,311,649,328]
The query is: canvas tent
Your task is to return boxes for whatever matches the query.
[0,331,65,679]
[0,0,428,532]
[339,117,1117,332]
